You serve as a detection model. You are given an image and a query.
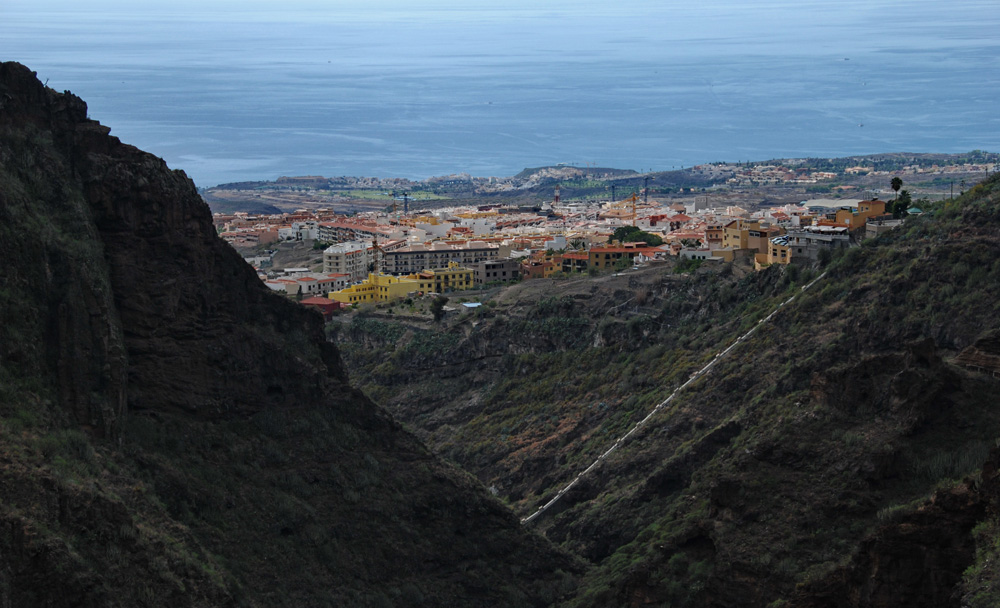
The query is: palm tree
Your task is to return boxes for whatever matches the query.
[890,177,903,201]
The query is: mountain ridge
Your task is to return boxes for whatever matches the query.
[0,61,580,607]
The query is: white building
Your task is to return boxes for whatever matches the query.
[265,273,349,297]
[414,222,450,239]
[544,236,567,251]
[278,221,320,241]
[456,218,496,236]
[322,241,373,282]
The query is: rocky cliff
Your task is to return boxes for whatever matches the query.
[0,62,579,607]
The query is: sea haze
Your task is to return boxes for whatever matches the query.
[3,0,998,187]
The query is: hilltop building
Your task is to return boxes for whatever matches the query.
[588,243,656,270]
[520,256,557,279]
[755,225,850,268]
[834,199,889,229]
[472,259,521,286]
[785,225,851,262]
[559,252,590,274]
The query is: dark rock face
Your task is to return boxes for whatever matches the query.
[2,61,349,427]
[809,339,967,445]
[13,61,346,420]
[794,481,985,608]
[0,62,578,607]
[794,447,1000,608]
[0,63,128,438]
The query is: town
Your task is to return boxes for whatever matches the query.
[210,155,996,319]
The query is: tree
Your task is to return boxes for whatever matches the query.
[639,232,664,246]
[608,226,664,247]
[817,247,833,267]
[430,295,449,322]
[609,226,642,243]
[892,190,911,218]
[890,177,903,200]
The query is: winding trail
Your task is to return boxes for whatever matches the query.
[521,272,827,525]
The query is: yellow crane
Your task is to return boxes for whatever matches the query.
[610,193,638,224]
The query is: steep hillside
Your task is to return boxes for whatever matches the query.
[0,62,581,607]
[337,176,1000,606]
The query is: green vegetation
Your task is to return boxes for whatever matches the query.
[556,179,608,189]
[673,256,704,273]
[608,225,664,246]
[431,295,449,322]
[785,151,1000,174]
[342,189,447,201]
[891,176,903,199]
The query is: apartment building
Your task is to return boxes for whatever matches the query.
[473,259,520,285]
[382,241,504,275]
[322,241,372,282]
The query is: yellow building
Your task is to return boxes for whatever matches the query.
[328,276,385,304]
[588,244,652,270]
[836,199,889,229]
[747,225,784,252]
[722,219,786,254]
[722,219,758,250]
[455,211,499,219]
[754,235,792,269]
[711,248,737,262]
[329,263,473,304]
[858,199,887,215]
[410,215,441,225]
[419,263,473,293]
[520,259,557,279]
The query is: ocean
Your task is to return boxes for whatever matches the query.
[3,0,998,188]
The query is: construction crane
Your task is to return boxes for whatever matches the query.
[371,237,383,276]
[624,193,638,225]
[390,191,411,216]
[607,192,639,225]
